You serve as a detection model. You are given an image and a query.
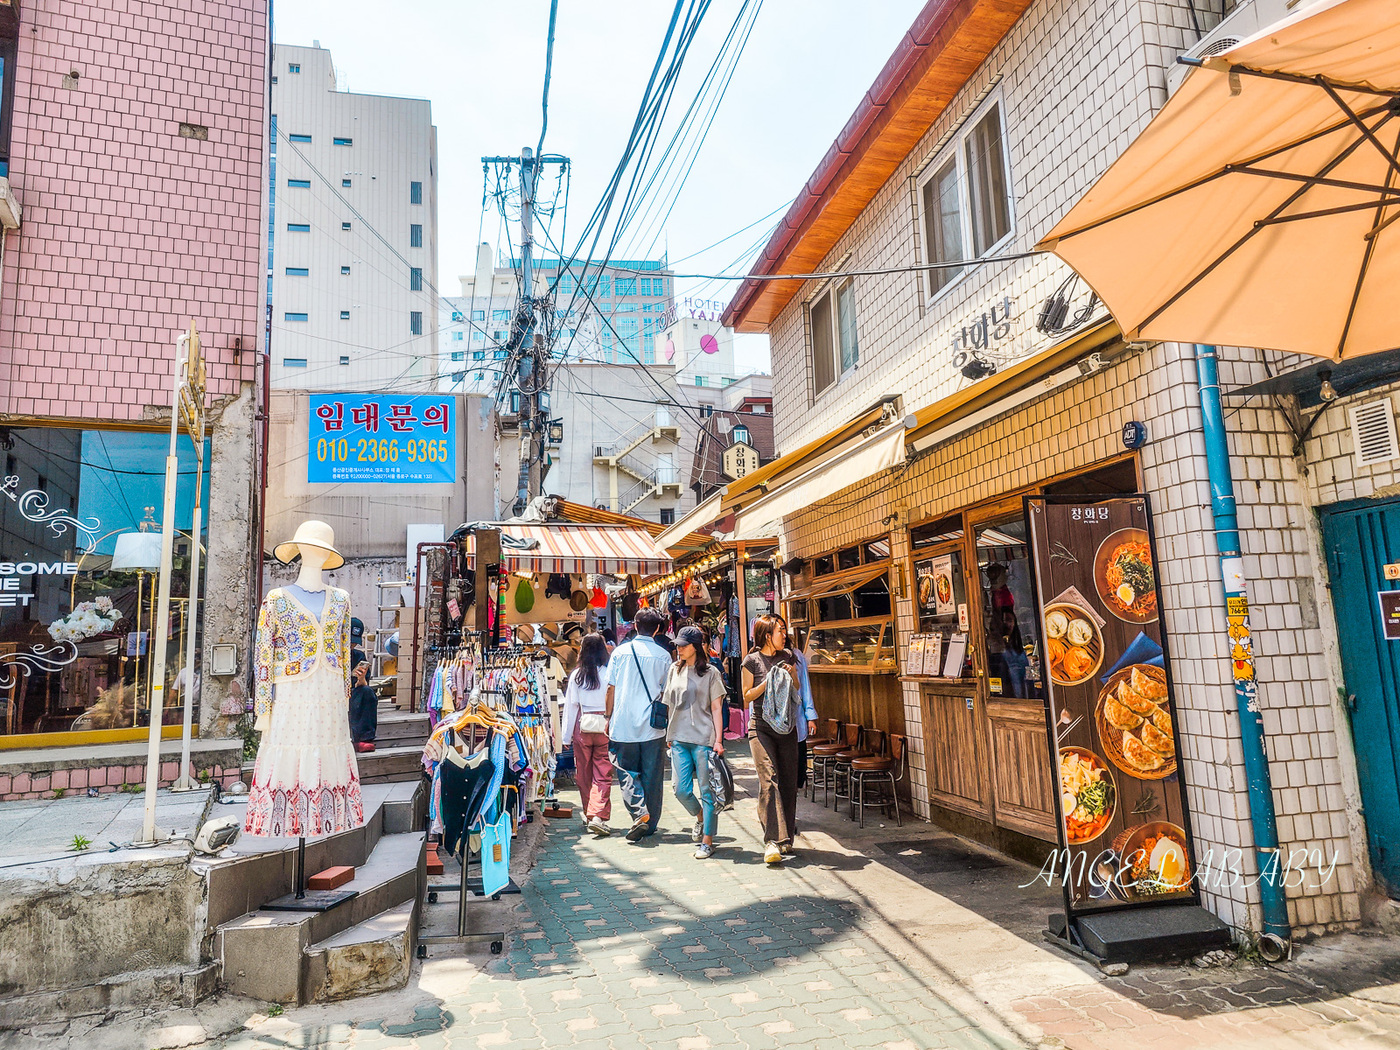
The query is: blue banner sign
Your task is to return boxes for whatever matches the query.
[308,394,456,484]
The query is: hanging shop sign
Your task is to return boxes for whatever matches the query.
[722,441,760,481]
[308,394,456,484]
[1025,495,1202,918]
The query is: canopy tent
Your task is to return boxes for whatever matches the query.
[460,523,672,576]
[1038,0,1400,360]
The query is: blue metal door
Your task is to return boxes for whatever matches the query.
[1322,500,1400,895]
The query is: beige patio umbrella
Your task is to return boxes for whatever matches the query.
[1037,0,1400,360]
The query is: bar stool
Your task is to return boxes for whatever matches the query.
[832,726,881,811]
[850,733,906,828]
[805,718,840,801]
[809,722,848,805]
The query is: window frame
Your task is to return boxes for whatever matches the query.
[916,93,1016,305]
[410,224,423,248]
[807,276,859,398]
[410,311,423,336]
[410,181,423,205]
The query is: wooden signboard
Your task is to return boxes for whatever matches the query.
[1025,495,1201,916]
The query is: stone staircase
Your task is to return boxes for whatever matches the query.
[357,702,432,784]
[201,781,427,1005]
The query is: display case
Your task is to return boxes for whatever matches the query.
[802,617,894,673]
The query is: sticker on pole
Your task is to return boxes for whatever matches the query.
[309,395,456,484]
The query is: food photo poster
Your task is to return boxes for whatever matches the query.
[1026,495,1198,913]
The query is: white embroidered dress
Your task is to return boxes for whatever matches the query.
[244,587,365,837]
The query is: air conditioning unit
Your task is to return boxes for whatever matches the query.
[1166,0,1319,95]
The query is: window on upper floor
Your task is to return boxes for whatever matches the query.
[287,178,310,188]
[284,357,307,367]
[288,62,301,73]
[284,312,308,322]
[615,277,638,296]
[342,178,352,188]
[410,267,423,291]
[808,277,858,395]
[472,309,486,321]
[287,223,310,233]
[410,181,423,205]
[289,133,311,143]
[285,267,308,276]
[341,265,351,275]
[342,221,352,231]
[340,310,350,320]
[660,508,675,526]
[450,351,464,361]
[333,137,352,146]
[340,356,350,365]
[410,311,423,336]
[410,224,423,248]
[492,309,509,322]
[473,350,485,361]
[451,331,463,342]
[919,98,1013,298]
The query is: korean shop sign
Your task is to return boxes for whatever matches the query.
[309,394,456,484]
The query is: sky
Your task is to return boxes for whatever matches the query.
[271,0,928,374]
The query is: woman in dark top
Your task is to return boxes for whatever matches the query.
[741,614,803,865]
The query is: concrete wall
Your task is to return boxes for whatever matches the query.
[269,43,438,389]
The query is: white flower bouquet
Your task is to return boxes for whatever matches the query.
[49,598,120,642]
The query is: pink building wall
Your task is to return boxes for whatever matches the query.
[0,0,268,420]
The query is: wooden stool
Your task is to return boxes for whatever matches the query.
[832,726,881,811]
[851,733,905,828]
[805,718,840,801]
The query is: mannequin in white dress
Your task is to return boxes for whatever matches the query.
[245,520,365,838]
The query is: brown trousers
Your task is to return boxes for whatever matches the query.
[751,724,800,845]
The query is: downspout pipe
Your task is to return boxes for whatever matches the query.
[1193,343,1292,943]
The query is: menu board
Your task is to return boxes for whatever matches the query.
[1026,496,1199,913]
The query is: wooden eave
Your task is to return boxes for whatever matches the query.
[723,0,1035,333]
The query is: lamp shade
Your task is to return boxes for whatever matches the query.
[111,532,163,571]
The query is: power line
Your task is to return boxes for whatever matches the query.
[614,250,1047,282]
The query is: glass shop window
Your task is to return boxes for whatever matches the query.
[0,428,211,739]
[975,516,1044,700]
[837,546,861,571]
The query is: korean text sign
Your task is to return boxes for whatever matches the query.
[308,394,456,484]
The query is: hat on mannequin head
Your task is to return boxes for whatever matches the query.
[273,520,345,569]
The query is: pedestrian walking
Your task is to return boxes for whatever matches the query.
[605,607,671,842]
[741,614,814,865]
[561,632,613,836]
[665,625,726,860]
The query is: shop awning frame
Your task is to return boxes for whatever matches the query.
[461,523,672,576]
[781,563,890,603]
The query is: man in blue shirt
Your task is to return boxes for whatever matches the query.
[605,608,671,841]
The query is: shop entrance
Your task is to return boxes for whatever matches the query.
[1320,498,1400,895]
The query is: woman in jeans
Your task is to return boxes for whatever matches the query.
[741,614,813,865]
[665,624,726,859]
[562,633,613,836]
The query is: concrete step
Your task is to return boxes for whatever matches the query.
[305,898,417,1002]
[357,744,428,785]
[197,781,422,931]
[375,710,431,745]
[217,830,425,1004]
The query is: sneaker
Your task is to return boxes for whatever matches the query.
[780,842,795,855]
[587,817,611,837]
[764,842,784,865]
[694,842,715,860]
[353,741,375,753]
[690,819,703,844]
[626,814,650,842]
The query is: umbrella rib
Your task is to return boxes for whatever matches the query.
[1048,109,1377,244]
[1225,64,1400,103]
[1255,197,1400,227]
[1229,168,1400,198]
[1139,115,1392,332]
[1336,125,1400,357]
[1318,81,1400,182]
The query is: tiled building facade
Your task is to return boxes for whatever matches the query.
[737,0,1395,937]
[0,0,268,743]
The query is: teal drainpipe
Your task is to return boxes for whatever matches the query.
[1193,343,1292,941]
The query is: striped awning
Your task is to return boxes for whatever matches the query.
[463,524,673,576]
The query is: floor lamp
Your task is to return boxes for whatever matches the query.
[111,532,162,725]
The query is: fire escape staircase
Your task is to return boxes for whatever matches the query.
[594,416,682,513]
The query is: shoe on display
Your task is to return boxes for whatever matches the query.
[764,842,784,865]
[691,820,703,844]
[626,814,650,842]
[694,842,715,860]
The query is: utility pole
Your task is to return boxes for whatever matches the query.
[482,147,567,516]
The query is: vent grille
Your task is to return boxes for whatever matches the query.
[1200,36,1243,58]
[1350,398,1400,468]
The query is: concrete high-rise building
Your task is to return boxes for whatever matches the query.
[269,44,438,389]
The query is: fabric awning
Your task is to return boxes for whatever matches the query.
[463,524,672,575]
[732,423,907,539]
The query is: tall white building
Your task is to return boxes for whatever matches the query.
[269,44,439,389]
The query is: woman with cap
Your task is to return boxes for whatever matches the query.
[561,632,614,836]
[664,624,727,859]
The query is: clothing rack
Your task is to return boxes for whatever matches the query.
[417,845,506,958]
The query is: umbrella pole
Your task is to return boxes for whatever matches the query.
[1194,343,1291,943]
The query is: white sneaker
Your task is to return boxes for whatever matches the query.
[764,842,784,865]
[695,842,715,860]
[690,819,703,844]
[587,817,610,837]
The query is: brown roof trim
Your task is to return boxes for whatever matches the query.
[722,0,1033,333]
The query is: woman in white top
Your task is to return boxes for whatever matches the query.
[562,633,613,836]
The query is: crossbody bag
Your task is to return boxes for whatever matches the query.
[631,644,669,731]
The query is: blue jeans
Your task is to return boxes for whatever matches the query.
[670,741,717,838]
